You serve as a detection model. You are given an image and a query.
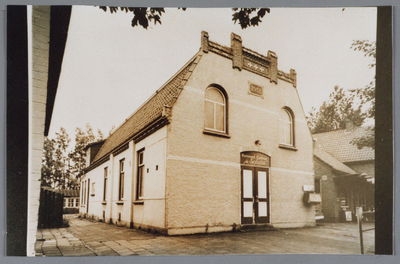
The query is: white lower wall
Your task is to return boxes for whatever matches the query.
[81,126,168,229]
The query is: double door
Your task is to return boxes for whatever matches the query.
[241,166,270,224]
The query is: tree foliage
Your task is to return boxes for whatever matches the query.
[307,86,365,134]
[307,40,375,149]
[41,128,71,189]
[232,8,270,29]
[41,125,104,190]
[98,7,270,29]
[350,40,376,149]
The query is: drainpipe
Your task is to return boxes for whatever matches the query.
[109,153,114,223]
[129,141,136,228]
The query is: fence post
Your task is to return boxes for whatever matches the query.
[356,206,364,254]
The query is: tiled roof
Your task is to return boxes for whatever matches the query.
[41,186,80,197]
[314,148,357,175]
[313,126,374,163]
[91,53,201,165]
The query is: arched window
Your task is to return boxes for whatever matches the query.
[279,108,294,146]
[205,87,226,132]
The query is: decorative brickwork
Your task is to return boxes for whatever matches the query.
[231,33,243,70]
[267,51,278,84]
[201,31,209,53]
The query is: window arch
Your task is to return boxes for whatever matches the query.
[204,86,227,133]
[279,108,294,146]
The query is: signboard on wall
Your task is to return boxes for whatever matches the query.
[240,151,270,167]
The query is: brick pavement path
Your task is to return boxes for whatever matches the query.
[35,217,375,256]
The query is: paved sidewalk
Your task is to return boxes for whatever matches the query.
[35,217,375,256]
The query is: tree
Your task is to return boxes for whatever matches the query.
[307,40,376,149]
[41,137,55,187]
[98,7,270,29]
[307,86,365,134]
[350,40,376,149]
[69,124,103,183]
[41,127,72,189]
[41,125,104,190]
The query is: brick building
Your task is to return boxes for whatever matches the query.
[80,31,316,235]
[313,122,375,222]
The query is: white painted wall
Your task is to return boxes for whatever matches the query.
[133,126,167,228]
[81,126,168,228]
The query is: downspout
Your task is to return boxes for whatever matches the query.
[129,141,136,228]
[109,153,114,223]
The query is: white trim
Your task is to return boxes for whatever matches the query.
[168,155,239,168]
[271,167,314,176]
[26,6,35,256]
[168,155,313,176]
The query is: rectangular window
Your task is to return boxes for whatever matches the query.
[83,181,86,205]
[119,159,125,200]
[68,199,74,207]
[136,150,145,200]
[91,182,96,196]
[314,179,321,194]
[103,167,108,201]
[75,198,80,207]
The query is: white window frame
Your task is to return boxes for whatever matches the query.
[136,150,145,200]
[204,87,226,133]
[279,108,294,146]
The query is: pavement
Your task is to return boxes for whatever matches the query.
[35,215,375,256]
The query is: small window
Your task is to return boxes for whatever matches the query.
[314,179,321,194]
[136,150,145,200]
[119,159,125,200]
[75,198,80,207]
[279,108,294,146]
[68,199,74,207]
[205,87,226,133]
[103,167,108,201]
[91,182,96,196]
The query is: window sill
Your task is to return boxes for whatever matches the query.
[101,201,107,205]
[203,129,230,138]
[279,144,297,151]
[116,201,124,205]
[133,200,144,205]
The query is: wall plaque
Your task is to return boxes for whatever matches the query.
[240,151,270,167]
[248,83,264,98]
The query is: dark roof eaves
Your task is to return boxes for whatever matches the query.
[314,155,351,176]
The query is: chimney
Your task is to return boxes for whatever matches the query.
[345,119,354,131]
[231,32,243,70]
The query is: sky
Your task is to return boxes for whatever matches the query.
[48,6,377,142]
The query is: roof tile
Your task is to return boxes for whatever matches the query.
[91,54,199,165]
[313,126,374,163]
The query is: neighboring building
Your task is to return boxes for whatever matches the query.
[313,122,374,222]
[80,31,316,235]
[60,189,80,214]
[7,6,71,255]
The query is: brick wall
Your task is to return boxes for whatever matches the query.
[346,161,375,179]
[27,6,51,256]
[313,159,340,222]
[166,50,315,233]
